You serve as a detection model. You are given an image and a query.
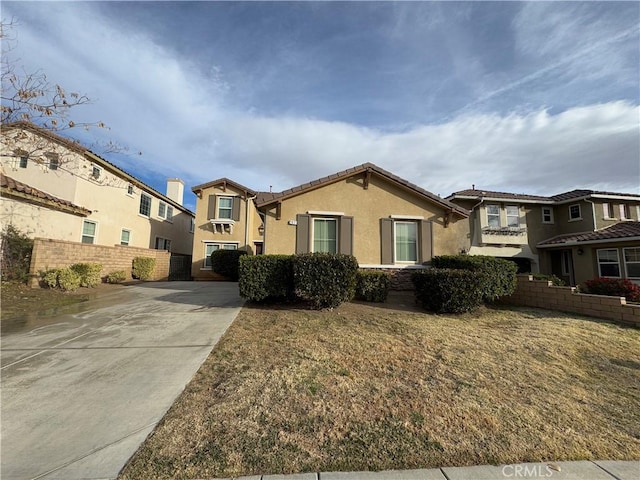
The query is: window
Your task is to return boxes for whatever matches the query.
[619,204,631,220]
[603,203,614,219]
[569,204,581,221]
[506,205,519,228]
[120,229,131,246]
[597,249,620,277]
[395,221,418,263]
[139,193,151,216]
[158,202,166,218]
[313,218,337,253]
[91,165,101,179]
[127,184,134,196]
[82,220,97,244]
[217,197,233,219]
[19,156,28,168]
[486,205,500,228]
[203,243,237,268]
[542,207,554,224]
[189,217,195,233]
[155,237,171,251]
[45,153,59,171]
[166,206,173,221]
[624,247,640,278]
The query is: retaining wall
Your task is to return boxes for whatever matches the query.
[503,275,640,328]
[29,238,170,286]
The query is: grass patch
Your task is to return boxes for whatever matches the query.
[119,303,640,479]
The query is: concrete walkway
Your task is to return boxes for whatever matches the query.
[1,281,243,480]
[221,461,639,480]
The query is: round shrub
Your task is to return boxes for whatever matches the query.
[239,255,294,301]
[356,270,391,302]
[132,257,156,281]
[106,270,127,284]
[211,249,248,281]
[412,268,485,313]
[292,253,358,309]
[70,263,102,287]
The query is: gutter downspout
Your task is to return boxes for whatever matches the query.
[245,194,257,252]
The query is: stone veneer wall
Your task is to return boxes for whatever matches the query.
[28,238,171,286]
[503,274,640,328]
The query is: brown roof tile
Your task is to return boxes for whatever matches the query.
[550,189,640,202]
[537,221,640,247]
[191,177,256,196]
[448,189,551,203]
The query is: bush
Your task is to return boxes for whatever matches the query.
[132,257,156,281]
[239,255,294,301]
[70,263,102,287]
[583,277,640,302]
[431,255,517,300]
[412,268,485,313]
[532,273,566,286]
[1,224,34,282]
[211,249,248,281]
[356,270,391,302]
[106,270,127,284]
[292,253,359,309]
[43,267,81,291]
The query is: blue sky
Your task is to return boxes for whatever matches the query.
[3,1,639,211]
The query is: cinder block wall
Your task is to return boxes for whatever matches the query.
[503,274,640,327]
[29,238,170,286]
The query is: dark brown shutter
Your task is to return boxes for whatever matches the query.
[232,197,241,221]
[296,214,310,254]
[380,218,393,264]
[419,220,433,263]
[207,195,217,219]
[339,216,353,255]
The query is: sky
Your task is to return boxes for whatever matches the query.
[3,1,639,212]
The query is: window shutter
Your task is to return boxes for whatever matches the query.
[296,214,310,254]
[380,218,393,264]
[339,216,353,255]
[232,197,241,221]
[419,220,433,263]
[207,195,217,219]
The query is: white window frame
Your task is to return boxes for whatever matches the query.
[202,242,238,269]
[81,220,97,244]
[91,164,102,180]
[139,193,152,217]
[394,220,418,264]
[603,202,614,219]
[127,184,135,196]
[568,204,582,221]
[542,207,554,224]
[158,201,167,219]
[312,217,338,254]
[619,204,631,220]
[486,204,501,228]
[120,229,131,246]
[597,248,621,278]
[506,205,520,228]
[217,196,233,220]
[623,247,640,279]
[166,205,174,221]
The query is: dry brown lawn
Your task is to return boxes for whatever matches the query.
[119,301,640,479]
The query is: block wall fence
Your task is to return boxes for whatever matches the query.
[28,238,170,286]
[503,274,640,328]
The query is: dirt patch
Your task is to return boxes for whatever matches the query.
[119,302,640,479]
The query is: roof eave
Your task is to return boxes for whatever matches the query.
[537,236,640,248]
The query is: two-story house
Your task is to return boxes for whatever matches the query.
[191,163,470,280]
[1,122,195,256]
[447,188,640,285]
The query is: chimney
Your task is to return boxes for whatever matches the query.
[166,178,184,206]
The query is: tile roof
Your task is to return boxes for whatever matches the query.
[192,177,256,196]
[448,189,551,202]
[550,189,640,202]
[0,173,91,216]
[254,162,469,217]
[537,221,640,247]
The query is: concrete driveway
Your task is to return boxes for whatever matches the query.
[1,281,243,480]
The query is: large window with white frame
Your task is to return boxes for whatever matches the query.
[203,242,237,268]
[158,201,167,218]
[81,220,97,244]
[542,207,554,224]
[486,205,500,228]
[506,205,519,228]
[217,197,233,219]
[624,247,640,279]
[597,249,620,277]
[312,218,338,253]
[394,221,418,263]
[139,193,152,217]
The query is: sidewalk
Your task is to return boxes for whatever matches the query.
[217,460,639,480]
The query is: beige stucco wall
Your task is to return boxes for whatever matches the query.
[592,200,640,229]
[1,128,194,255]
[262,174,469,265]
[191,183,263,279]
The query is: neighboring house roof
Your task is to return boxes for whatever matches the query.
[1,173,91,217]
[191,177,257,197]
[537,221,640,248]
[550,189,640,204]
[255,162,469,217]
[2,121,194,216]
[447,188,552,204]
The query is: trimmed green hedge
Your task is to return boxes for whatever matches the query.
[239,255,294,301]
[211,249,248,281]
[132,257,156,281]
[293,253,359,309]
[412,268,485,313]
[431,255,517,300]
[106,270,127,284]
[356,270,391,302]
[70,263,102,287]
[43,267,81,292]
